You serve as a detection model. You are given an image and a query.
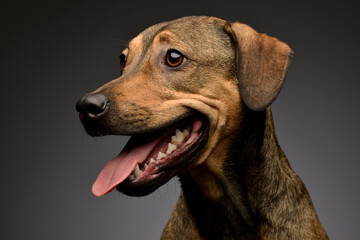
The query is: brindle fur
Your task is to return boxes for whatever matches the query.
[79,16,328,239]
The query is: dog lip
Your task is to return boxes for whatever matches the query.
[116,116,209,196]
[128,117,202,174]
[90,112,209,197]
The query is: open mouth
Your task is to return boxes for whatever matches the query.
[92,116,209,197]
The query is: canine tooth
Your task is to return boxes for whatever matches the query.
[183,129,190,137]
[166,143,176,154]
[175,129,184,142]
[171,135,181,145]
[156,152,166,160]
[128,174,135,180]
[150,158,155,163]
[133,164,142,177]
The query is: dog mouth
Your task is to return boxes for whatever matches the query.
[92,116,209,197]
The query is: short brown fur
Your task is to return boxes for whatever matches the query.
[79,16,328,239]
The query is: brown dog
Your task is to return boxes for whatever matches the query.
[76,16,328,239]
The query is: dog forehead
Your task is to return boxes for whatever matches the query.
[132,16,228,50]
[141,16,225,44]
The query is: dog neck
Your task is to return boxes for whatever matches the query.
[162,108,325,239]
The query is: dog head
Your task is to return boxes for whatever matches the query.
[76,16,293,197]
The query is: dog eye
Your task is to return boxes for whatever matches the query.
[119,53,127,74]
[165,49,185,68]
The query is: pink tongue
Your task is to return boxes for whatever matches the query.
[92,137,162,197]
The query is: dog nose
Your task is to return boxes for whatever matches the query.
[76,93,109,117]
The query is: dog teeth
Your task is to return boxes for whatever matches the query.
[166,143,177,154]
[171,130,182,144]
[127,128,190,181]
[171,128,190,145]
[133,164,142,177]
[157,152,166,160]
[175,129,185,143]
[171,135,180,145]
[183,129,190,137]
[148,128,191,164]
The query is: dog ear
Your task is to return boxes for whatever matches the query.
[225,22,294,111]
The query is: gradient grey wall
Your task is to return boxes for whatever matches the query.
[2,0,359,239]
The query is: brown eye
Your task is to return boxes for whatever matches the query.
[166,50,185,67]
[119,53,127,74]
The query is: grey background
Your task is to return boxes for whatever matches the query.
[2,0,359,239]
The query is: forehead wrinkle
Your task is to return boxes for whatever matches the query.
[158,33,173,44]
[124,23,170,74]
[139,24,169,59]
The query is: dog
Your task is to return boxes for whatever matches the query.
[76,16,328,239]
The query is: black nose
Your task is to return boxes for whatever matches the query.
[76,93,109,117]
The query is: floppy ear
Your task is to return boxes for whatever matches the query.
[225,22,294,111]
